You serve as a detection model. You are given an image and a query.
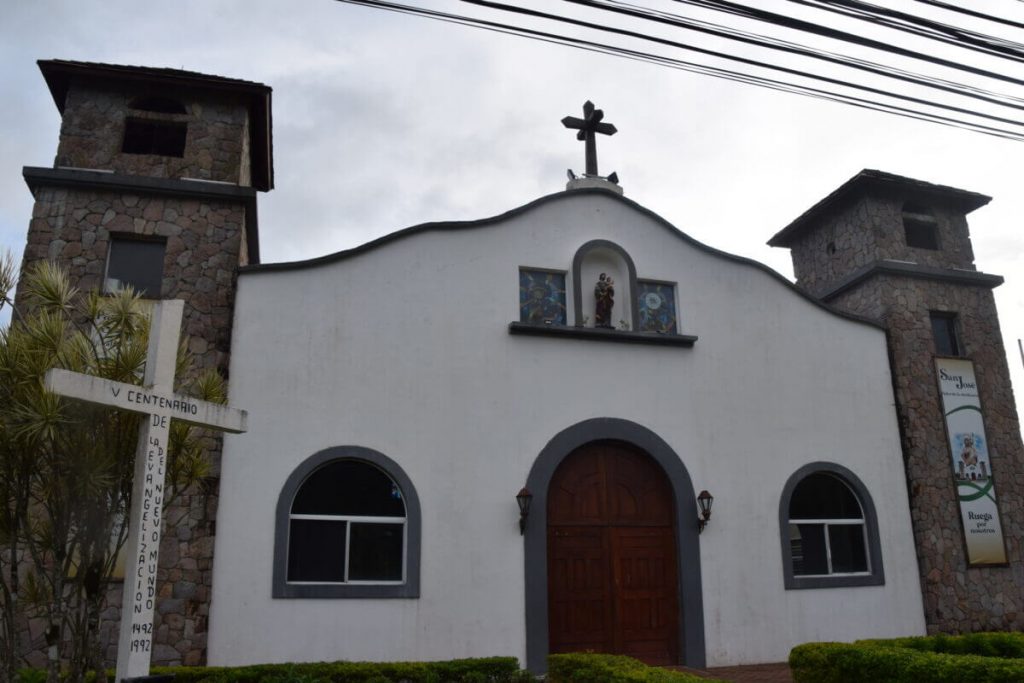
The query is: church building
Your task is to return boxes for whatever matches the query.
[14,60,1024,672]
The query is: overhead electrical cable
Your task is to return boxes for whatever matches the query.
[909,0,1024,31]
[781,0,1024,60]
[335,0,1024,141]
[566,0,1024,109]
[659,0,1024,86]
[454,0,1024,127]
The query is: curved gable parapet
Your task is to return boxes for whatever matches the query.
[241,188,883,330]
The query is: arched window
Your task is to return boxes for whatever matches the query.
[273,446,420,598]
[779,463,884,589]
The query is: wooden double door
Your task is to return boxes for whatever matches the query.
[547,441,680,665]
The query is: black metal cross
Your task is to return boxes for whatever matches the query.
[562,100,617,177]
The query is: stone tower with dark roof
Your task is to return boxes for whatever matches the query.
[770,169,1024,634]
[17,59,273,667]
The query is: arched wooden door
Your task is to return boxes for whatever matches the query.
[547,441,679,665]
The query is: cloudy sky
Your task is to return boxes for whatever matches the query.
[1,0,1022,419]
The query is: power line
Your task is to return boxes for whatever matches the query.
[910,0,1024,32]
[336,0,1024,141]
[781,0,1024,61]
[460,0,1024,127]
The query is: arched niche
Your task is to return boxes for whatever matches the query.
[571,239,638,330]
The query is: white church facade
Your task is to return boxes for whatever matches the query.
[15,60,1024,672]
[212,187,926,669]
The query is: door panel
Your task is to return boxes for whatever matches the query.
[611,527,678,665]
[547,442,679,665]
[547,526,613,654]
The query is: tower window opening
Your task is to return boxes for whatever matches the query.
[104,235,166,298]
[903,203,940,250]
[930,312,962,357]
[129,96,187,114]
[122,118,187,157]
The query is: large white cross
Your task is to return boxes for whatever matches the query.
[44,300,246,682]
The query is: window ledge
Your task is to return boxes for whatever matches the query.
[508,322,697,347]
[274,583,418,599]
[785,573,885,590]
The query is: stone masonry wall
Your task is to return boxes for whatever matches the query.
[877,277,1024,632]
[16,184,247,667]
[789,194,977,298]
[56,84,249,186]
[790,198,1024,635]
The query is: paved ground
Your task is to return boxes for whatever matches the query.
[668,662,794,683]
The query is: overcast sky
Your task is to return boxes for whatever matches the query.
[1,0,1022,421]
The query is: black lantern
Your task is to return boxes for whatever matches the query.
[697,490,713,534]
[516,487,533,535]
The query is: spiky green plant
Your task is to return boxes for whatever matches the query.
[0,259,227,683]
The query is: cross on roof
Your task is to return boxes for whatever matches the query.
[562,100,617,177]
[44,300,246,682]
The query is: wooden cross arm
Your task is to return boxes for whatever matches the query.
[45,368,248,434]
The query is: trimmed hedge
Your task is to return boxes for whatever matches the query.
[17,657,527,683]
[790,633,1024,683]
[547,653,723,682]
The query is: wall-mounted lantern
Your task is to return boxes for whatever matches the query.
[516,487,533,535]
[697,490,714,534]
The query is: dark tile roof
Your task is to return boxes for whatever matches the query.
[768,169,990,247]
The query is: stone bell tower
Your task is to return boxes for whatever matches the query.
[17,59,273,666]
[769,169,1024,634]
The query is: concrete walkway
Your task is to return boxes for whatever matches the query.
[669,662,794,683]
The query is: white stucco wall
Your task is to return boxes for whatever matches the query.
[209,190,925,668]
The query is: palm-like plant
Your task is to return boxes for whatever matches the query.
[0,258,224,683]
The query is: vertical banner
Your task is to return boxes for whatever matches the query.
[935,358,1008,565]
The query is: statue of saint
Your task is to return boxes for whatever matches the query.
[594,273,615,327]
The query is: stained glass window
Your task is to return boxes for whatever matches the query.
[519,269,567,325]
[637,281,677,333]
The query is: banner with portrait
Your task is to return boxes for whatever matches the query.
[935,358,1007,566]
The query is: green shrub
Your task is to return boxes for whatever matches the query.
[547,652,723,682]
[22,657,525,683]
[790,633,1024,683]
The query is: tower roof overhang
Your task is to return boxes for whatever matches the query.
[37,59,274,192]
[768,169,991,248]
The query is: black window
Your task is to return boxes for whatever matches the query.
[104,236,166,298]
[129,96,187,115]
[931,312,962,357]
[275,446,421,598]
[788,473,868,576]
[287,459,407,584]
[122,118,187,157]
[903,203,940,250]
[779,463,885,589]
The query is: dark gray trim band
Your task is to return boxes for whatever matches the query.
[23,166,261,264]
[509,322,696,347]
[821,260,1003,302]
[778,462,885,590]
[570,239,640,330]
[523,418,705,672]
[272,445,421,599]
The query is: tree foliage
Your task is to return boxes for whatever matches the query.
[0,257,226,683]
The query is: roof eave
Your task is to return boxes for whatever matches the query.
[768,169,991,248]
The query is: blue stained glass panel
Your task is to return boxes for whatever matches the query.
[637,281,677,333]
[519,269,567,325]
